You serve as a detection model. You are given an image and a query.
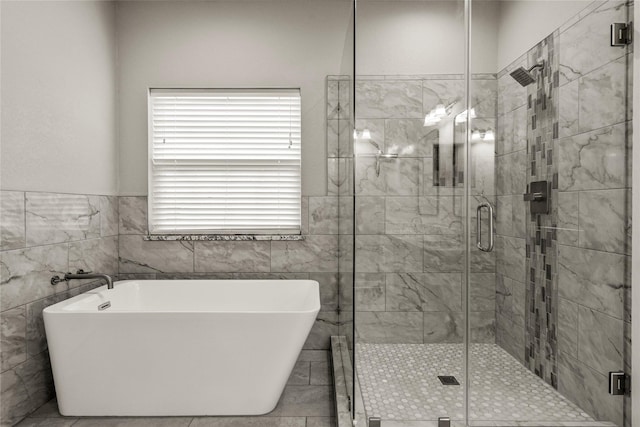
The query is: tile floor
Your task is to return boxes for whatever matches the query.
[15,351,335,427]
[356,343,594,424]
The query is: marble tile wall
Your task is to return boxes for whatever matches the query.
[117,195,341,351]
[495,1,632,425]
[0,191,119,426]
[341,74,498,345]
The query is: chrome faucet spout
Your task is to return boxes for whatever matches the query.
[63,271,114,289]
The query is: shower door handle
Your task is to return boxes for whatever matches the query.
[476,203,494,252]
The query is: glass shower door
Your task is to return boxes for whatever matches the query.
[467,1,632,426]
[352,0,469,425]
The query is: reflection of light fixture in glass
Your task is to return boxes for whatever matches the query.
[470,128,495,142]
[455,108,477,124]
[423,103,453,127]
[354,128,372,140]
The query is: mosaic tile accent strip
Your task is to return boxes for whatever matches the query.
[524,32,561,389]
[356,343,593,423]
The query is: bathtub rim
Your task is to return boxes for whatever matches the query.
[44,279,321,315]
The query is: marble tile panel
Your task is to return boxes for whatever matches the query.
[354,157,385,196]
[497,69,527,114]
[495,235,526,283]
[471,78,497,118]
[337,196,352,236]
[558,244,628,320]
[354,273,385,312]
[386,272,462,312]
[328,119,351,159]
[422,79,464,114]
[297,350,330,363]
[304,312,339,350]
[338,79,351,120]
[356,80,422,119]
[338,234,353,273]
[1,306,26,372]
[559,79,579,138]
[470,273,495,312]
[327,79,340,120]
[0,244,68,312]
[579,56,627,132]
[16,418,78,427]
[309,361,331,386]
[470,311,496,343]
[327,158,351,196]
[305,418,335,427]
[194,241,270,273]
[559,0,628,85]
[385,196,462,235]
[511,105,528,153]
[496,274,513,321]
[385,119,430,157]
[356,312,423,344]
[25,193,99,246]
[383,158,421,196]
[354,119,385,155]
[496,196,513,237]
[355,196,384,235]
[69,236,118,278]
[191,418,305,427]
[1,191,25,251]
[268,385,334,417]
[309,197,339,235]
[512,195,527,239]
[0,352,54,426]
[423,311,462,343]
[511,279,526,328]
[559,119,627,192]
[355,235,422,273]
[579,189,630,254]
[423,234,464,272]
[309,273,338,312]
[271,235,338,273]
[469,240,496,273]
[557,191,580,246]
[577,306,624,375]
[287,361,310,385]
[73,418,193,426]
[99,196,118,237]
[26,291,73,357]
[558,352,622,426]
[118,196,147,235]
[118,235,194,274]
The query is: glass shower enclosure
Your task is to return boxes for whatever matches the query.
[339,0,633,426]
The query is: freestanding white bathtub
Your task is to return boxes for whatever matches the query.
[43,279,320,416]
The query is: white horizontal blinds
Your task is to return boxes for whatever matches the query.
[149,89,302,234]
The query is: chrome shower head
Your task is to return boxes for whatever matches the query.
[509,60,545,87]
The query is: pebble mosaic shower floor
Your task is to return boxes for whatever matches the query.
[356,343,594,424]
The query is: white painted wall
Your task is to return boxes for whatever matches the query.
[357,0,499,75]
[1,1,118,195]
[497,0,596,70]
[116,0,353,196]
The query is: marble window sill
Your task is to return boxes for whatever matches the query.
[143,234,304,241]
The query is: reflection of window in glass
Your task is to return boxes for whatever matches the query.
[148,89,302,235]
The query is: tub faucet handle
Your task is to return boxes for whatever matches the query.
[75,269,93,275]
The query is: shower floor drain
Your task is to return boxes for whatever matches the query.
[438,375,460,385]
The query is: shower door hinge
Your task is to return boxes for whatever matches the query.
[609,371,630,395]
[611,22,633,46]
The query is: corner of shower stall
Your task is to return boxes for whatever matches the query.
[332,1,633,427]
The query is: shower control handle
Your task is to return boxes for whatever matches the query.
[476,203,494,252]
[523,192,544,201]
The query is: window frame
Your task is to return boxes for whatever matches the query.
[147,87,302,236]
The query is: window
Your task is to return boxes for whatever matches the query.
[148,89,301,234]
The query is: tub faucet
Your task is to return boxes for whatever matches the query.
[51,270,114,289]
